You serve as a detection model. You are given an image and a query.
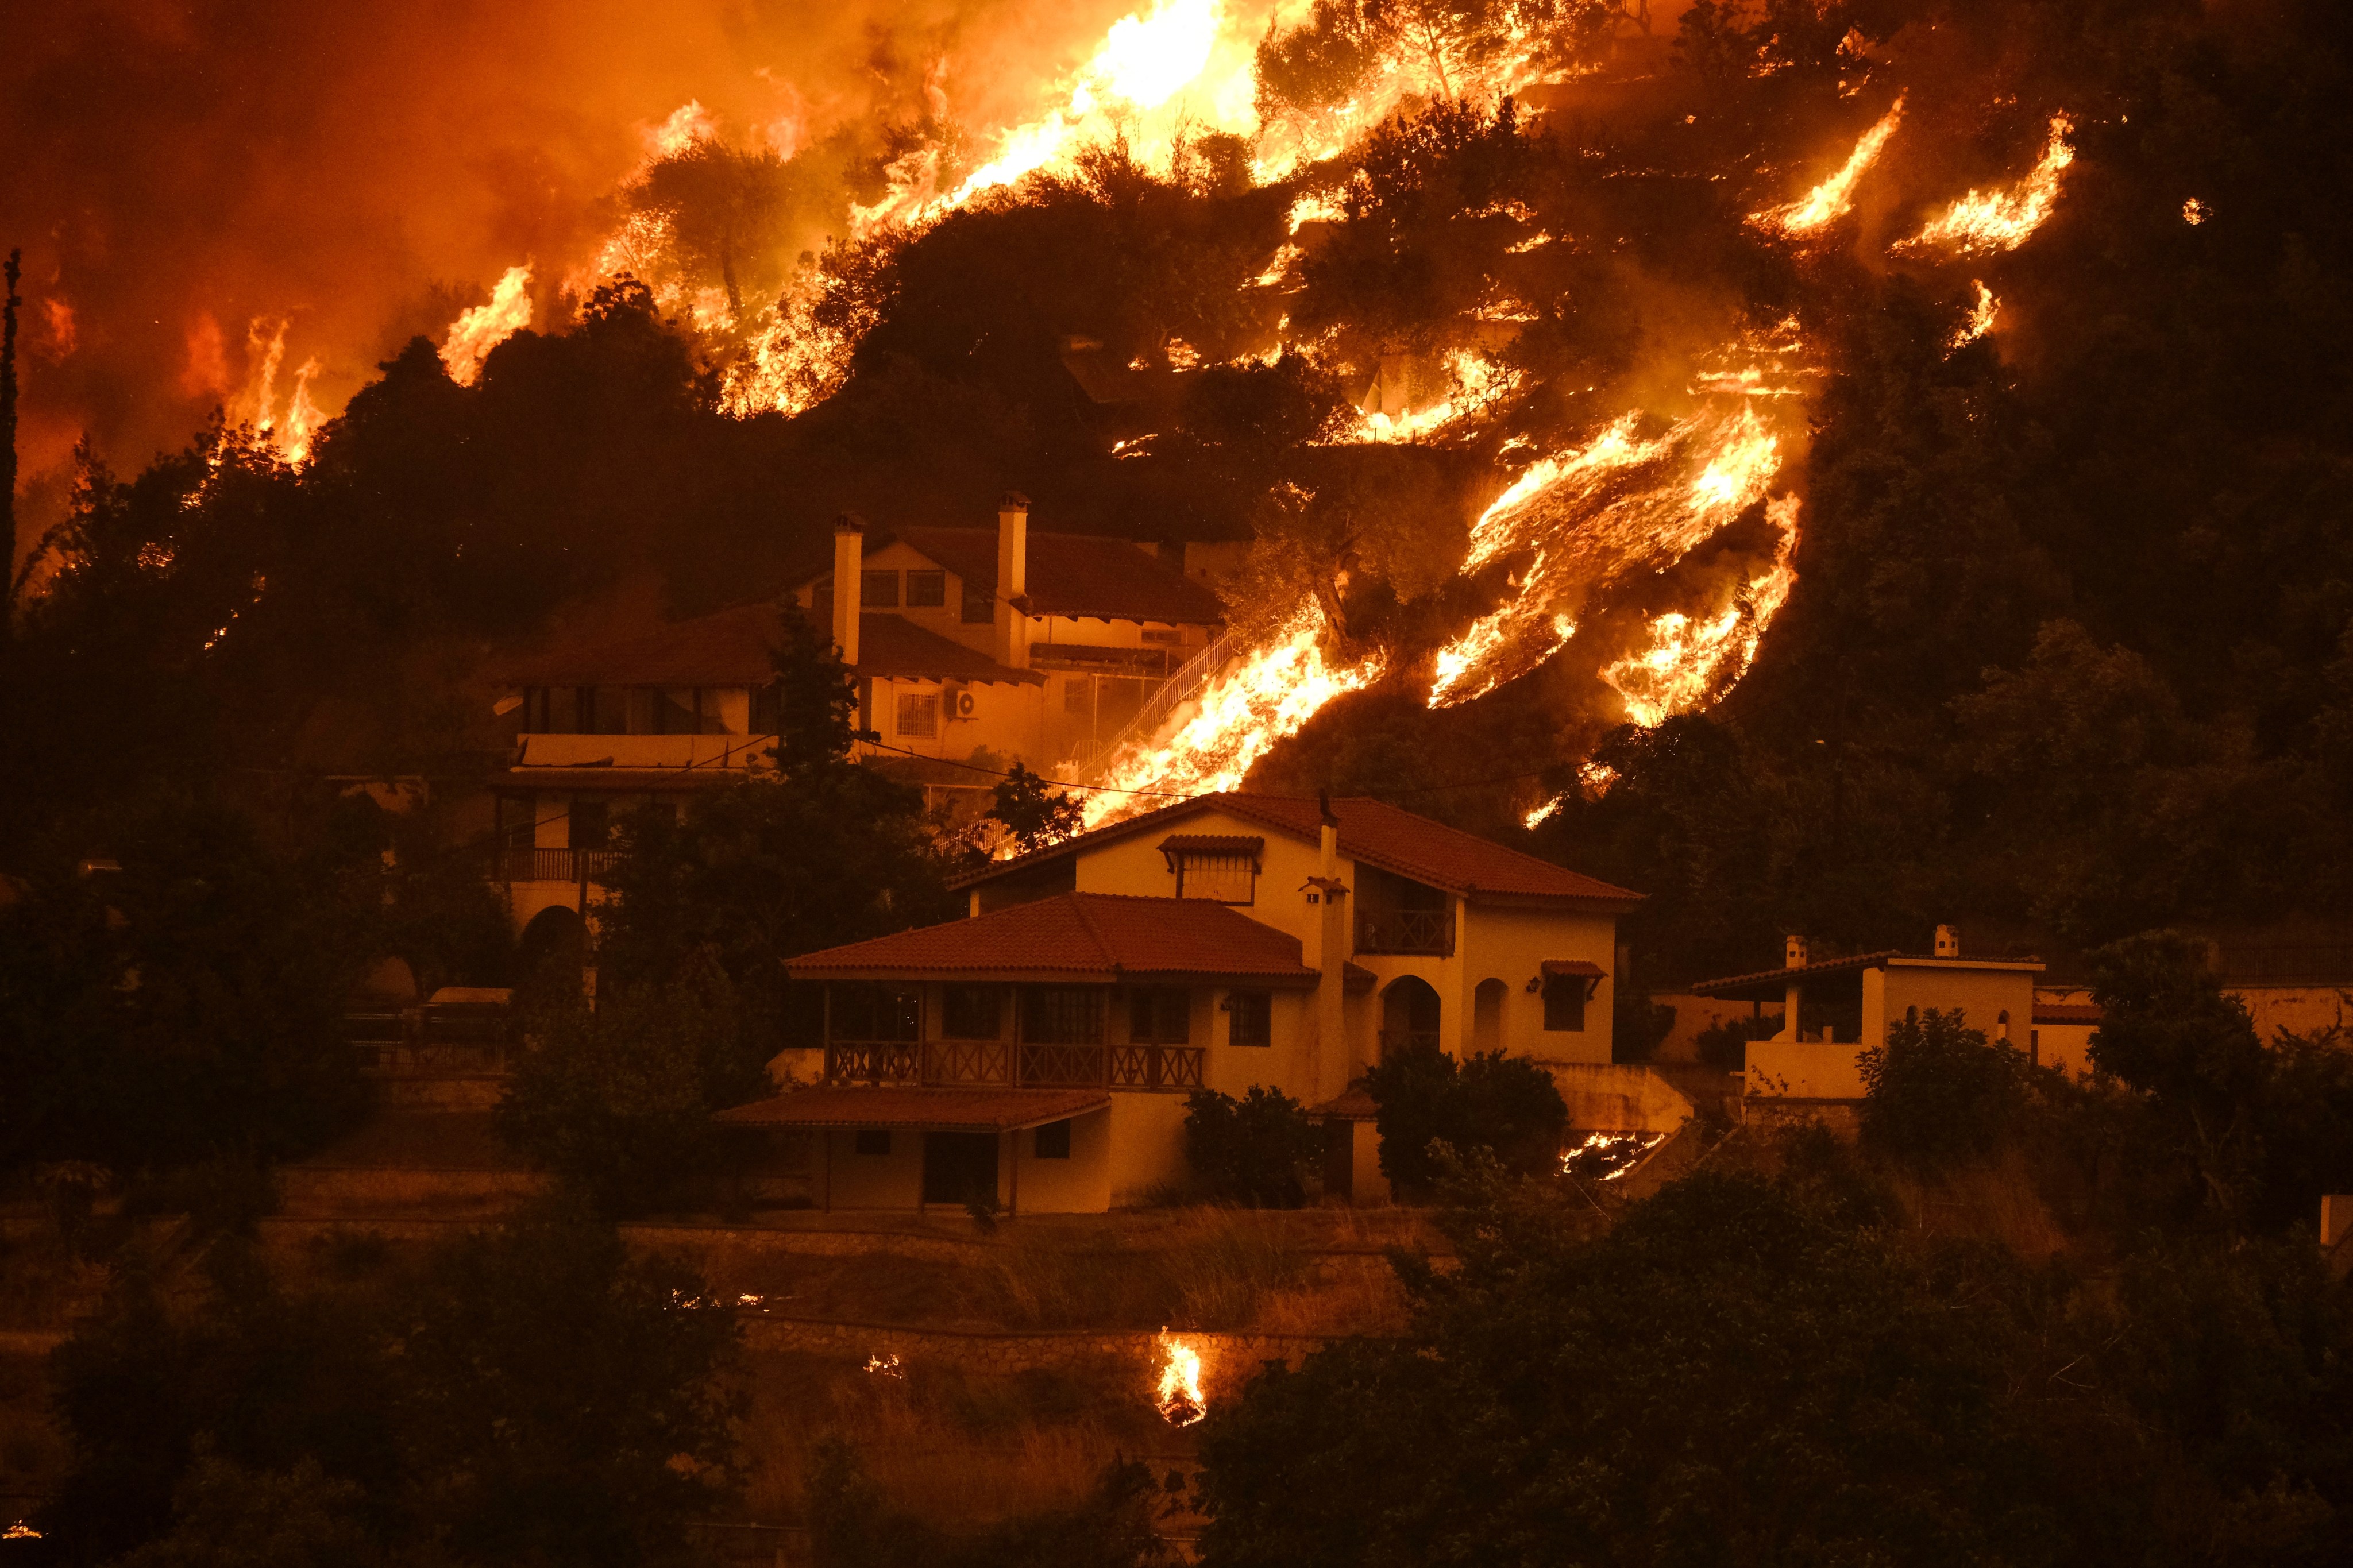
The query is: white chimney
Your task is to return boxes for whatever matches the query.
[831,514,863,668]
[1785,933,1808,968]
[996,491,1031,670]
[1935,924,1960,959]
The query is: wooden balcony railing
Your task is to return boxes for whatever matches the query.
[826,1040,1204,1093]
[499,846,623,884]
[1355,907,1453,955]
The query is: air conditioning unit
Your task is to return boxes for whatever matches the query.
[948,686,978,720]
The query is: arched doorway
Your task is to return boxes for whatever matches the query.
[1472,978,1507,1054]
[1380,976,1441,1058]
[516,905,585,1004]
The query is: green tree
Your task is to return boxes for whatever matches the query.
[1858,1008,2028,1174]
[1364,1042,1566,1195]
[1183,1086,1321,1207]
[496,963,763,1215]
[1194,1169,2055,1568]
[111,1447,384,1568]
[983,762,1084,856]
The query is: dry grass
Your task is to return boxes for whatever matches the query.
[1887,1148,2073,1261]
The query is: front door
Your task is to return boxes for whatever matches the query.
[922,1132,1000,1207]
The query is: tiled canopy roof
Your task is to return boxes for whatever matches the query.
[879,527,1225,627]
[953,794,1643,908]
[717,1085,1106,1131]
[1690,950,2045,1000]
[787,891,1325,985]
[495,603,1040,688]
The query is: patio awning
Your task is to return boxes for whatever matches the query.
[715,1086,1107,1133]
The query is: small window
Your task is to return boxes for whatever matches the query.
[897,693,939,738]
[861,570,900,608]
[1130,987,1191,1045]
[1543,974,1588,1032]
[943,986,1002,1040]
[1178,852,1256,905]
[1033,1119,1072,1160]
[1228,991,1272,1047]
[907,570,946,607]
[1141,627,1181,644]
[854,1130,892,1157]
[962,580,994,624]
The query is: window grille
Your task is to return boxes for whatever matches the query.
[907,570,946,607]
[1228,991,1272,1047]
[897,693,939,737]
[1022,987,1105,1045]
[1178,852,1256,904]
[1129,987,1191,1045]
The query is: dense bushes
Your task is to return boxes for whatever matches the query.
[1858,1010,2031,1173]
[1365,1043,1568,1195]
[1183,1087,1320,1207]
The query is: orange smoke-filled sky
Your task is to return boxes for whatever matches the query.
[1,0,1143,508]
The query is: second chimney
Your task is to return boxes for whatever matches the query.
[996,491,1031,670]
[831,514,863,667]
[1785,933,1808,969]
[1935,924,1961,959]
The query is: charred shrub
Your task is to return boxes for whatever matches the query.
[1367,1044,1568,1197]
[1858,1009,2027,1173]
[1183,1087,1318,1207]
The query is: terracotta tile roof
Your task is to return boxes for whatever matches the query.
[1691,950,2045,999]
[1313,1079,1379,1121]
[496,766,756,793]
[885,527,1225,627]
[1159,834,1265,861]
[2034,1002,2104,1025]
[494,603,1040,688]
[952,794,1643,908]
[716,1085,1106,1131]
[788,891,1324,984]
[1541,960,1606,979]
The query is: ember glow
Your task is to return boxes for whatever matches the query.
[1752,95,1905,238]
[1950,280,1999,350]
[1082,607,1383,828]
[1901,113,2076,257]
[1429,395,1792,710]
[1156,1335,1206,1426]
[1602,496,1800,727]
[441,265,534,387]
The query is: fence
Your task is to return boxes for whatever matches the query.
[826,1040,1203,1092]
[497,846,623,884]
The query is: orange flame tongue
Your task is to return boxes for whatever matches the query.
[1155,1335,1206,1426]
[1752,94,1906,238]
[1900,113,2075,257]
[441,265,534,387]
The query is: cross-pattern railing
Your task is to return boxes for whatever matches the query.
[1020,1043,1108,1088]
[1355,906,1453,955]
[826,1041,921,1085]
[925,1039,1013,1086]
[1110,1045,1205,1091]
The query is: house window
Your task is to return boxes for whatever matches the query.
[1228,991,1272,1047]
[1141,627,1181,644]
[1129,987,1191,1045]
[897,693,939,738]
[854,1130,892,1156]
[962,580,993,623]
[861,570,900,608]
[1543,974,1588,1032]
[1021,987,1104,1045]
[943,986,1003,1040]
[1178,852,1256,905]
[830,983,921,1042]
[907,570,946,608]
[1033,1119,1072,1160]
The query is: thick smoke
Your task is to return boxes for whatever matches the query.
[1,0,1155,552]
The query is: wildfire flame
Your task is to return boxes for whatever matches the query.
[1949,279,1998,350]
[1429,399,1787,709]
[1155,1335,1206,1426]
[232,318,326,467]
[441,265,534,387]
[1601,495,1800,726]
[1900,113,2074,257]
[1081,605,1382,828]
[1753,95,1905,238]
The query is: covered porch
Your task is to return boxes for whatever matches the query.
[716,1086,1112,1214]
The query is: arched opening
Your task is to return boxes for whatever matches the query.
[516,905,585,1004]
[1996,1008,2011,1044]
[1472,978,1506,1054]
[1380,976,1441,1058]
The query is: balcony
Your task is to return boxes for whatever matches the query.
[825,1040,1204,1093]
[515,733,774,772]
[499,847,623,884]
[1355,906,1454,956]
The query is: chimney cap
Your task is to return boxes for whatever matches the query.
[999,490,1031,512]
[833,511,866,535]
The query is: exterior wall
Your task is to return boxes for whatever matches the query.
[1008,1109,1113,1214]
[1068,806,1321,948]
[1347,1121,1391,1206]
[2034,1021,2099,1080]
[1456,905,1616,1065]
[1107,1093,1190,1206]
[818,1128,925,1210]
[1746,1039,1872,1099]
[1870,963,2038,1048]
[516,733,768,768]
[866,671,1046,763]
[1548,1064,1694,1133]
